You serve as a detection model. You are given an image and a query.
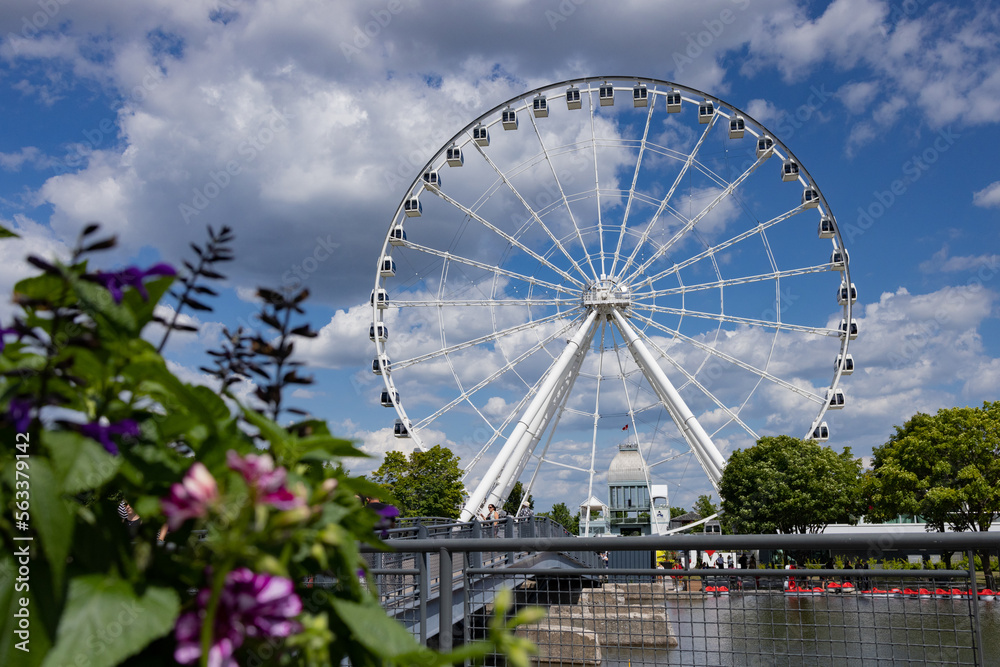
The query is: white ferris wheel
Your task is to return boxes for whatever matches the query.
[370,77,855,524]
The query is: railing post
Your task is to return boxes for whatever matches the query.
[505,515,515,565]
[439,546,453,651]
[417,524,428,645]
[470,520,483,569]
[968,549,985,666]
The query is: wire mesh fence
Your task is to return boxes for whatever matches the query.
[360,530,1000,665]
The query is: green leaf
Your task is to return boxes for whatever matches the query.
[297,435,366,459]
[242,408,290,455]
[14,273,70,309]
[329,597,434,664]
[43,430,121,493]
[0,224,20,239]
[41,574,179,667]
[122,275,174,330]
[72,277,137,337]
[30,459,74,590]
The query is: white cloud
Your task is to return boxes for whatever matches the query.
[744,98,780,125]
[0,214,71,319]
[919,246,1000,275]
[838,81,878,114]
[973,181,1000,208]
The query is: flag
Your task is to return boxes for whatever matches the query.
[622,424,629,431]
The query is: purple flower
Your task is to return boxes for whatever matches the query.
[8,398,32,433]
[227,450,303,510]
[78,418,140,455]
[174,568,302,666]
[161,462,219,530]
[368,502,399,537]
[93,263,176,304]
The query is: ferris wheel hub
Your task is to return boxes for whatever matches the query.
[582,275,632,317]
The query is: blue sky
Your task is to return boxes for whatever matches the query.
[1,0,998,513]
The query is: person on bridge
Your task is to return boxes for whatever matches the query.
[480,504,500,536]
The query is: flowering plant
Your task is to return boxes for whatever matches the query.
[0,225,535,667]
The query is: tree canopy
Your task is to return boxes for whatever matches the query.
[864,402,1000,533]
[369,445,466,518]
[539,502,579,534]
[719,435,863,534]
[502,480,534,517]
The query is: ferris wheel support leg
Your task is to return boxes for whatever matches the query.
[460,311,598,521]
[487,327,593,509]
[611,310,725,490]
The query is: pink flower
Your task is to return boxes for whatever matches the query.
[227,450,303,510]
[161,463,219,530]
[174,568,302,666]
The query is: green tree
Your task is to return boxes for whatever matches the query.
[503,480,534,517]
[540,502,579,534]
[670,506,688,519]
[719,435,863,534]
[691,494,721,533]
[864,403,1000,585]
[369,445,466,518]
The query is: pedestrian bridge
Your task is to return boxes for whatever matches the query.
[366,516,598,647]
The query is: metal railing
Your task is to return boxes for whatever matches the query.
[359,529,1000,665]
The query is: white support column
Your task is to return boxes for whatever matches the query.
[611,310,725,488]
[484,321,595,511]
[461,310,598,520]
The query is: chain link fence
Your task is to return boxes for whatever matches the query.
[361,528,1000,665]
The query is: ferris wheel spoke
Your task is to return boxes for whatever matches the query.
[429,188,588,289]
[394,298,577,308]
[614,112,718,283]
[411,316,581,431]
[624,319,760,441]
[628,310,826,405]
[468,137,595,283]
[393,310,572,371]
[587,86,606,276]
[622,153,767,286]
[630,302,838,337]
[633,263,834,297]
[525,102,600,281]
[399,240,581,297]
[639,206,806,287]
[608,90,657,278]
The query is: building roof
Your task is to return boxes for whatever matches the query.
[670,511,702,523]
[608,442,648,484]
[579,495,608,511]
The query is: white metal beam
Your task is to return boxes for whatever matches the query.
[611,310,725,489]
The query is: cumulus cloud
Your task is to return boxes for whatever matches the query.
[973,181,1000,208]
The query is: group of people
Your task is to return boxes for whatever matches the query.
[479,500,533,536]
